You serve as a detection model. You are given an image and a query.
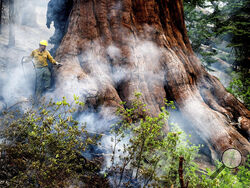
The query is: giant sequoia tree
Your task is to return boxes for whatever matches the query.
[53,0,249,159]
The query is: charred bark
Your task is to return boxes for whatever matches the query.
[46,0,73,56]
[53,0,250,159]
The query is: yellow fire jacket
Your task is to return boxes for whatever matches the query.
[30,49,56,67]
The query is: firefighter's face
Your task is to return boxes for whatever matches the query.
[39,45,46,51]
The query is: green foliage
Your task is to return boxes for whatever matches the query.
[184,0,249,71]
[236,155,250,187]
[215,0,250,108]
[184,0,221,67]
[227,71,250,109]
[215,0,250,69]
[108,93,200,187]
[107,93,250,187]
[184,0,249,107]
[197,157,250,188]
[0,94,249,187]
[0,97,98,187]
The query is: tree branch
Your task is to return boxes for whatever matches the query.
[179,156,188,188]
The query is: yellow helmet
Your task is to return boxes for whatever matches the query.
[39,40,48,46]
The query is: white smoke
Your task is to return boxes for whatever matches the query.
[1,62,35,105]
[100,134,131,169]
[107,45,121,60]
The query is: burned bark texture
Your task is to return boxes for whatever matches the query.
[54,0,250,159]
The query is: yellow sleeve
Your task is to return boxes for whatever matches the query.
[22,51,34,63]
[47,51,56,64]
[30,50,34,57]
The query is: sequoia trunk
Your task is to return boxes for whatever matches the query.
[54,0,250,159]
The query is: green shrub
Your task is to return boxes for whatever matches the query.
[107,93,250,187]
[0,94,249,187]
[107,93,200,187]
[0,96,100,187]
[227,71,250,109]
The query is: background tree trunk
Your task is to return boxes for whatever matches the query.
[8,0,14,46]
[54,0,250,159]
[0,0,2,34]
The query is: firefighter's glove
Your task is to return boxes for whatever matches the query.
[55,62,62,67]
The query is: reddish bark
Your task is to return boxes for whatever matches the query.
[55,0,250,159]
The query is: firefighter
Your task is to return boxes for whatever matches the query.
[24,40,62,98]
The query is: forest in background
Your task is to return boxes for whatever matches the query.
[184,0,249,108]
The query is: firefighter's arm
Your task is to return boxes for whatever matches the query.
[47,51,62,66]
[22,52,33,63]
[47,51,57,64]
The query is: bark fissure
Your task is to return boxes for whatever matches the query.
[155,0,167,31]
[91,0,101,41]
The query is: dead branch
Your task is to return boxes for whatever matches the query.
[179,156,188,188]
